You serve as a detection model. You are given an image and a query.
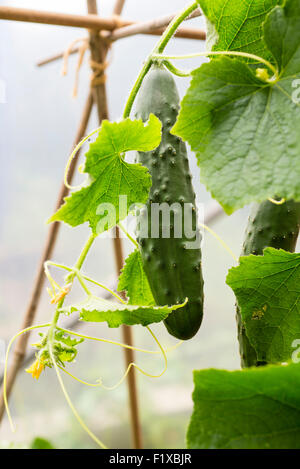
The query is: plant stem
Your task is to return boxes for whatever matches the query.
[156,2,198,53]
[48,341,107,449]
[75,233,97,270]
[162,60,191,77]
[75,271,92,295]
[48,303,62,343]
[153,51,278,78]
[57,325,183,355]
[122,1,198,118]
[81,274,126,304]
[45,261,73,272]
[48,233,97,338]
[118,222,139,248]
[3,323,52,431]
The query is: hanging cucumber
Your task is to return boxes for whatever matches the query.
[237,199,300,367]
[134,64,203,340]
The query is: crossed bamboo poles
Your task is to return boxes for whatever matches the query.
[0,0,207,449]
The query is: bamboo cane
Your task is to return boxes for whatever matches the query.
[86,0,143,450]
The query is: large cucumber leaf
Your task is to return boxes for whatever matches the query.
[198,0,282,61]
[118,249,155,306]
[227,248,300,364]
[49,115,161,233]
[60,295,186,328]
[188,363,300,449]
[173,0,300,213]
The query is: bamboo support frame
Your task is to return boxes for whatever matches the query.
[0,6,132,30]
[108,8,202,41]
[113,0,126,16]
[35,8,204,68]
[37,28,205,68]
[111,24,205,41]
[112,228,143,449]
[0,5,203,38]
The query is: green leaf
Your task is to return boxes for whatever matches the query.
[173,0,300,213]
[198,0,282,61]
[264,0,300,74]
[61,295,186,328]
[54,330,84,348]
[188,363,300,449]
[30,437,55,450]
[226,248,300,364]
[117,249,155,306]
[49,115,161,233]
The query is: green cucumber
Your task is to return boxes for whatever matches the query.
[134,64,203,340]
[237,199,300,367]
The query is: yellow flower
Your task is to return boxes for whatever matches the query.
[25,359,45,380]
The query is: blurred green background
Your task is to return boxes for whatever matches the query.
[0,0,252,449]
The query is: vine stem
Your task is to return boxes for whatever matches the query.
[57,326,183,355]
[199,223,238,263]
[57,325,168,391]
[46,272,108,448]
[269,197,286,205]
[64,127,101,190]
[152,50,278,78]
[3,323,52,430]
[162,60,191,77]
[46,233,97,338]
[75,271,92,296]
[81,276,126,304]
[118,222,139,248]
[122,1,198,118]
[75,233,97,270]
[156,2,199,53]
[45,259,126,304]
[48,340,107,449]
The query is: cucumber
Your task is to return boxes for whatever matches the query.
[134,64,203,340]
[237,199,300,367]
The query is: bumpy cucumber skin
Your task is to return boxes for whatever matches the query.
[238,200,300,367]
[135,65,203,340]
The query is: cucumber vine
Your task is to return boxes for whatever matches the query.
[4,0,300,449]
[3,0,202,448]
